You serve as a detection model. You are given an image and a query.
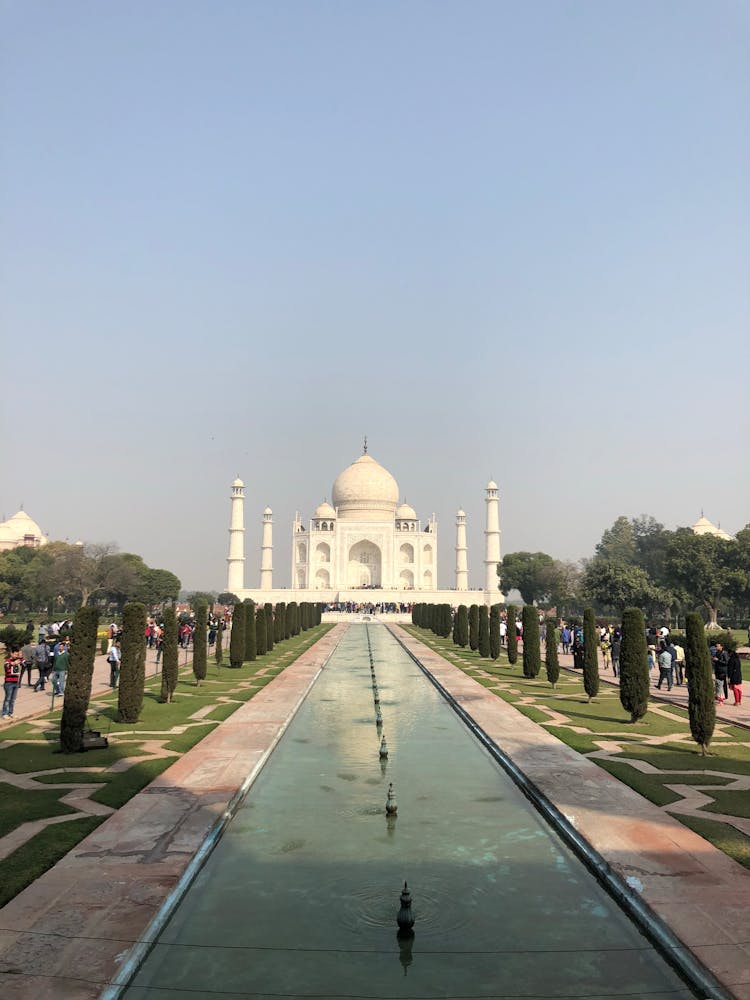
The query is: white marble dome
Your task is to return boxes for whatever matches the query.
[332,453,399,521]
[314,500,336,518]
[396,502,417,520]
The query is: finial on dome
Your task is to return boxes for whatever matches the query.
[363,435,368,454]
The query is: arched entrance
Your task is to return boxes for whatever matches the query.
[347,540,382,588]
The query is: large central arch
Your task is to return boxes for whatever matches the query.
[347,539,382,588]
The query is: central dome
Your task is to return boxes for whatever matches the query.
[332,453,399,521]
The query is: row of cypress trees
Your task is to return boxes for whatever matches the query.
[224,599,322,669]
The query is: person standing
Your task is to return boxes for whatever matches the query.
[656,642,673,691]
[20,638,37,687]
[51,640,70,696]
[107,640,121,689]
[712,642,730,703]
[33,639,51,691]
[665,637,680,686]
[611,635,621,677]
[2,649,22,720]
[561,625,571,654]
[727,649,743,706]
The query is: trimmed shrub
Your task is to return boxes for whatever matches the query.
[478,606,490,658]
[287,602,298,637]
[545,620,560,688]
[265,603,274,650]
[274,602,286,644]
[522,605,541,678]
[214,621,224,666]
[582,608,599,702]
[468,605,479,651]
[256,606,267,656]
[244,600,256,661]
[506,605,518,665]
[160,605,179,703]
[619,608,649,723]
[686,611,716,755]
[489,605,501,660]
[229,605,245,668]
[118,602,147,721]
[60,606,99,752]
[192,601,208,685]
[456,605,469,647]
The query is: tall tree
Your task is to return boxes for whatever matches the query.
[500,552,557,606]
[264,603,274,650]
[214,620,224,666]
[581,607,599,701]
[192,600,208,685]
[619,608,649,723]
[506,605,518,665]
[160,605,179,703]
[274,602,286,643]
[256,605,267,655]
[489,605,501,660]
[596,516,637,564]
[468,605,479,651]
[685,611,716,755]
[118,602,147,721]
[522,605,541,678]
[665,529,736,628]
[455,605,469,647]
[244,599,256,661]
[59,606,98,752]
[229,604,246,667]
[478,606,490,658]
[545,620,560,688]
[581,559,659,614]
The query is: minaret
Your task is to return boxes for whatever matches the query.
[227,477,245,595]
[455,509,468,591]
[260,506,273,591]
[484,480,501,604]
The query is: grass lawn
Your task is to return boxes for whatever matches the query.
[0,624,332,907]
[404,625,750,871]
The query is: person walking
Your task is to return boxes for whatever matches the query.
[107,640,121,689]
[561,625,571,655]
[665,637,680,687]
[2,649,22,720]
[51,641,70,696]
[727,650,743,706]
[20,638,37,687]
[656,642,673,691]
[32,638,51,691]
[611,635,621,677]
[712,642,730,703]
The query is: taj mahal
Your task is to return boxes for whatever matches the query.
[226,445,502,606]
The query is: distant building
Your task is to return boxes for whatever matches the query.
[691,513,733,541]
[0,509,48,552]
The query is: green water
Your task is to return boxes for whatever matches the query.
[127,624,693,999]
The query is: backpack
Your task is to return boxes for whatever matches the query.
[34,644,50,665]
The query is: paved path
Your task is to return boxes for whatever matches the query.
[393,626,750,1000]
[0,626,345,999]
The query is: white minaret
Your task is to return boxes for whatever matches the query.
[455,508,468,591]
[260,506,273,591]
[484,480,501,604]
[227,477,245,595]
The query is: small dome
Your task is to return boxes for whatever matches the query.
[0,510,46,542]
[396,502,417,520]
[457,508,466,517]
[332,453,399,522]
[486,480,498,490]
[264,506,273,515]
[233,477,244,488]
[314,500,336,519]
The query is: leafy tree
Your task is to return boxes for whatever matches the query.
[186,591,216,609]
[582,607,599,702]
[265,603,274,650]
[287,601,299,636]
[522,605,541,678]
[596,516,637,564]
[118,602,147,721]
[160,606,179,703]
[455,605,468,647]
[545,620,560,688]
[665,528,737,628]
[581,558,659,614]
[59,606,98,752]
[214,620,224,666]
[244,599,256,661]
[506,605,518,665]
[500,552,558,606]
[217,591,239,606]
[468,605,479,651]
[256,605,267,655]
[192,600,208,685]
[619,608,649,723]
[685,611,716,755]
[478,606,490,658]
[489,605,501,660]
[274,602,286,643]
[229,604,245,667]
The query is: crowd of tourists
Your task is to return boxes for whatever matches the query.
[323,601,413,614]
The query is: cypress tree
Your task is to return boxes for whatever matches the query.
[619,608,649,723]
[214,619,224,666]
[118,602,147,721]
[264,603,274,650]
[478,605,490,658]
[522,605,541,678]
[442,604,452,638]
[256,605,267,655]
[582,607,599,702]
[468,605,479,651]
[301,602,309,631]
[686,611,716,755]
[506,605,518,665]
[456,605,469,647]
[285,601,294,638]
[229,603,246,668]
[60,606,99,752]
[412,604,420,626]
[161,605,179,703]
[244,599,256,661]
[489,605,501,661]
[545,620,560,688]
[192,600,208,686]
[274,602,286,643]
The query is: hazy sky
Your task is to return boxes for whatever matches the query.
[2,1,748,592]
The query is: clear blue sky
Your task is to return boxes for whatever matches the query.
[2,1,748,591]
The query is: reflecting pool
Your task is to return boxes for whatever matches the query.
[127,624,693,999]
